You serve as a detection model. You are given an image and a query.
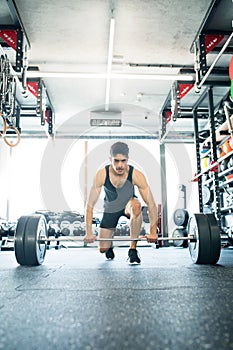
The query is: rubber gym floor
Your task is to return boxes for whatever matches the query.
[0,244,233,350]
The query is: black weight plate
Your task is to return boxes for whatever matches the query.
[14,216,29,265]
[141,206,149,223]
[173,209,189,227]
[202,186,211,205]
[220,160,228,172]
[229,157,233,168]
[188,213,211,264]
[61,228,70,236]
[24,215,48,266]
[203,206,213,214]
[228,159,232,169]
[205,214,221,265]
[172,228,187,247]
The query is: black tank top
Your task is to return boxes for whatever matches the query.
[103,165,135,213]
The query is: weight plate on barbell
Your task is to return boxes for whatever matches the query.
[15,214,48,266]
[188,213,221,265]
[205,213,221,265]
[173,209,189,227]
[14,215,29,265]
[188,213,211,264]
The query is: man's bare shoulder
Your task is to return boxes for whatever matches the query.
[95,166,107,186]
[132,168,147,185]
[132,167,144,177]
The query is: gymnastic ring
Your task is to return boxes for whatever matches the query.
[0,114,7,136]
[3,125,21,147]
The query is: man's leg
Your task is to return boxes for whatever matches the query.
[99,211,123,258]
[99,227,113,253]
[125,198,142,249]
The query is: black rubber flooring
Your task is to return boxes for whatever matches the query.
[0,245,233,350]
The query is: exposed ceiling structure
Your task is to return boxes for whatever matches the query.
[0,0,232,141]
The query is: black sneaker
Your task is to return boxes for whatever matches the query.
[128,249,141,264]
[105,247,115,260]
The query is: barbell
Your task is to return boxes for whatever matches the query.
[13,212,221,267]
[38,236,194,242]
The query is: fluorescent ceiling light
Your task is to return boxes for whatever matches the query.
[110,73,194,81]
[105,18,115,111]
[25,71,194,81]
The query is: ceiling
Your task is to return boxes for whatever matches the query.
[0,0,232,140]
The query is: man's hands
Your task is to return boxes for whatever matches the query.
[142,225,158,243]
[84,233,158,243]
[84,233,97,244]
[143,233,158,243]
[84,222,97,243]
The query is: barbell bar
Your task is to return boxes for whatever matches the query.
[38,235,195,243]
[5,234,229,243]
[14,212,222,267]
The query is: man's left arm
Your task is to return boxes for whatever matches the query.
[134,170,158,242]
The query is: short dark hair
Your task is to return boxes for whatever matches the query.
[110,142,129,157]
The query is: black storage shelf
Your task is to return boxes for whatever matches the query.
[193,150,233,181]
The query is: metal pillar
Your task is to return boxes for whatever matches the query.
[193,108,203,212]
[207,86,221,227]
[159,143,168,244]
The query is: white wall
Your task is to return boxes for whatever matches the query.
[0,142,11,219]
[0,138,199,231]
[0,139,48,220]
[165,143,199,230]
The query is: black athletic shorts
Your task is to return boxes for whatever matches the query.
[100,209,130,229]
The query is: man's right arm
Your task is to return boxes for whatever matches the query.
[84,168,105,243]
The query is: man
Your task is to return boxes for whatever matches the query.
[84,141,158,264]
